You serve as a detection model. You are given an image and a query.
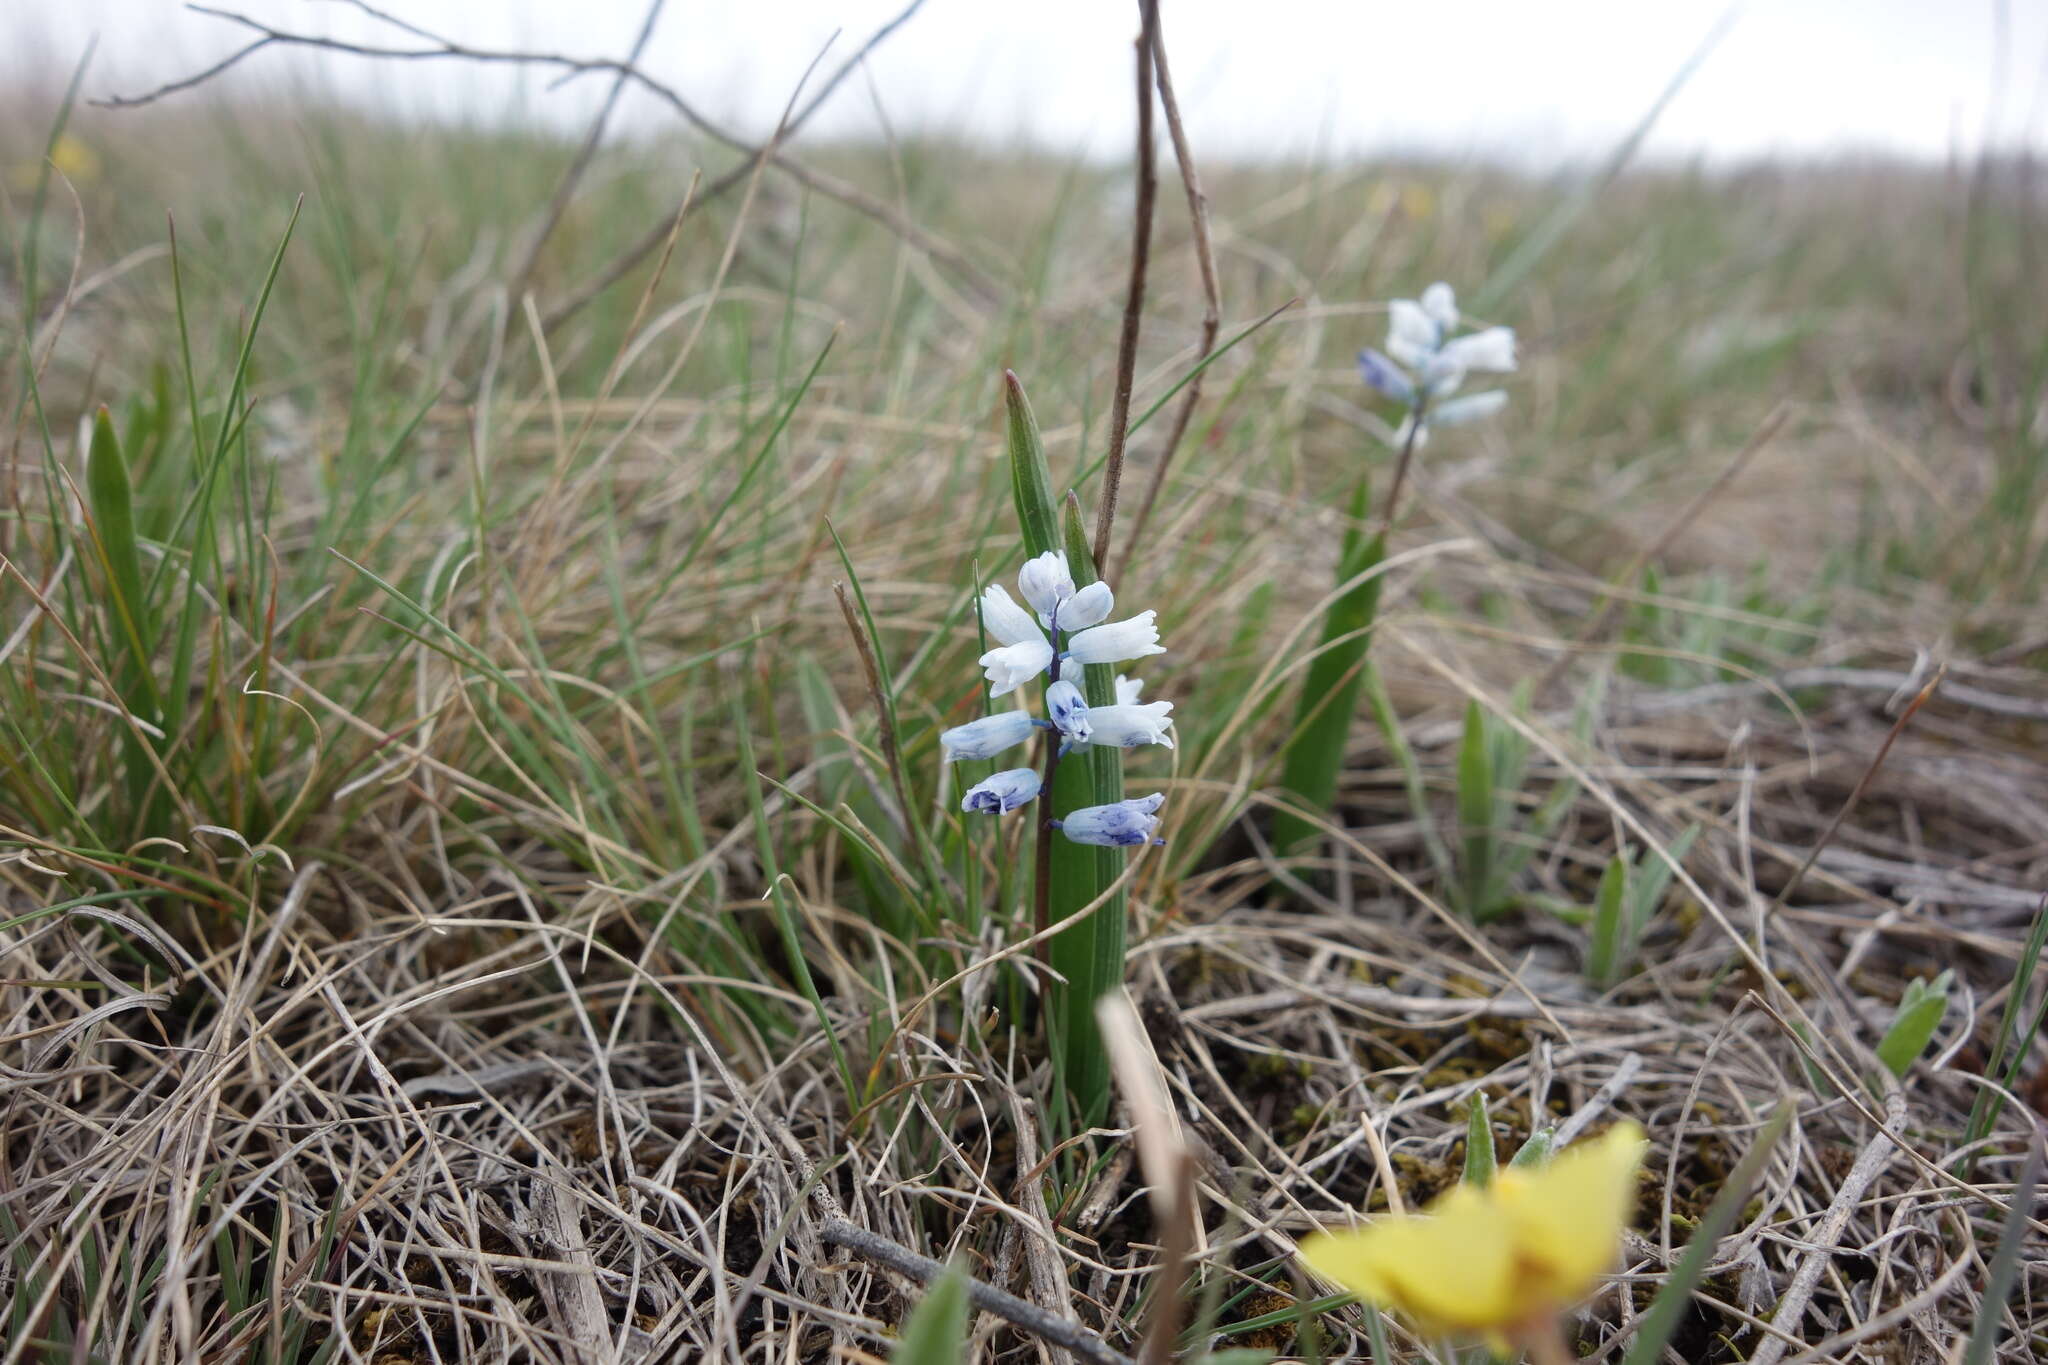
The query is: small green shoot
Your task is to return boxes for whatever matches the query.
[888,1264,970,1365]
[1461,1091,1497,1188]
[1874,970,1952,1079]
[1585,825,1701,987]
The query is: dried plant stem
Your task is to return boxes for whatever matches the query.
[1523,1321,1580,1365]
[820,1217,1136,1365]
[1032,738,1063,967]
[1747,1091,1908,1365]
[1534,401,1789,696]
[499,0,667,314]
[751,1079,1134,1365]
[1765,667,1942,919]
[1115,2,1220,582]
[1091,0,1161,570]
[1136,1151,1199,1365]
[1375,405,1428,537]
[102,3,966,332]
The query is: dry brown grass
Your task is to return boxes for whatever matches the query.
[2,60,2046,1364]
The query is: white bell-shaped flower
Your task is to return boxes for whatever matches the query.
[1057,581,1114,631]
[1437,325,1516,374]
[1066,611,1164,665]
[940,710,1041,761]
[1045,679,1092,746]
[1055,793,1166,847]
[1016,551,1074,623]
[1080,700,1174,750]
[959,767,1042,814]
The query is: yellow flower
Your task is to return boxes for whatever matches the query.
[10,134,100,192]
[1299,1121,1646,1346]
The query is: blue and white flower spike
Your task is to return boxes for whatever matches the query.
[940,710,1043,762]
[1053,793,1167,847]
[960,767,1043,814]
[1045,679,1092,748]
[1358,281,1515,447]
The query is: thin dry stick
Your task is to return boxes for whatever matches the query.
[1533,401,1790,696]
[1552,1050,1643,1148]
[1747,1089,1908,1365]
[105,4,974,329]
[818,1218,1135,1365]
[499,0,667,314]
[1374,404,1428,538]
[1115,2,1221,582]
[1765,667,1942,919]
[1032,737,1063,967]
[672,1001,1134,1365]
[1091,0,1161,571]
[541,0,937,328]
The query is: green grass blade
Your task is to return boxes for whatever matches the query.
[1962,891,2048,1167]
[85,407,159,714]
[735,694,856,1097]
[1004,371,1060,558]
[1509,1126,1557,1169]
[1621,1099,1794,1365]
[1627,824,1700,943]
[1961,1136,2041,1365]
[1586,851,1630,988]
[1047,496,1127,1123]
[1272,477,1385,855]
[1454,699,1496,918]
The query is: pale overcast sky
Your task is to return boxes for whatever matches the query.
[9,1,2046,165]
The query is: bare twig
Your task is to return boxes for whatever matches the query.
[542,0,945,328]
[500,0,668,314]
[1747,1090,1907,1365]
[1375,402,1428,537]
[1765,667,1942,918]
[1533,401,1790,696]
[1552,1051,1643,1148]
[1115,2,1221,582]
[1091,0,1160,570]
[820,1218,1135,1365]
[103,3,981,329]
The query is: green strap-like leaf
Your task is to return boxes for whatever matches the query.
[889,1265,971,1365]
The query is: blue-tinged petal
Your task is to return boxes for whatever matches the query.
[960,767,1042,814]
[1357,348,1417,405]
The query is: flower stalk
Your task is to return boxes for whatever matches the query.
[937,374,1174,1123]
[1273,282,1515,858]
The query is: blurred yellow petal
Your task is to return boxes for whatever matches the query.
[1497,1121,1646,1302]
[1302,1122,1648,1343]
[49,135,100,183]
[1300,1185,1517,1334]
